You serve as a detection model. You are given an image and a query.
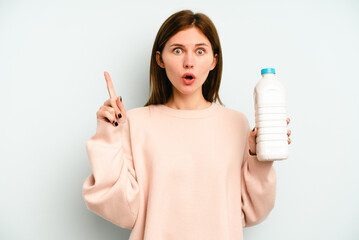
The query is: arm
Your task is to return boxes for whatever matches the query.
[241,124,277,228]
[82,118,140,229]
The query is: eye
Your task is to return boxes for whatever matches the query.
[173,48,182,54]
[196,49,205,55]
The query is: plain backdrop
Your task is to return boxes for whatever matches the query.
[1,0,358,239]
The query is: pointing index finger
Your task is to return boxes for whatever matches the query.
[104,72,117,99]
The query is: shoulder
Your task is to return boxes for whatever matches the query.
[217,104,249,121]
[216,104,251,131]
[126,105,151,119]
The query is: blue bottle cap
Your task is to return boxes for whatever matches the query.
[261,68,276,74]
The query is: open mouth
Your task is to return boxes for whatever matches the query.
[182,73,196,80]
[182,74,195,85]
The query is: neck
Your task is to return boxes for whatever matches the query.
[165,91,211,110]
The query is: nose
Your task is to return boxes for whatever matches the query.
[183,52,194,69]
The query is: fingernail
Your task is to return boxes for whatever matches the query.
[115,122,118,126]
[252,128,255,132]
[120,96,122,102]
[118,113,122,118]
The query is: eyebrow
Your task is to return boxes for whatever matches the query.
[169,43,209,48]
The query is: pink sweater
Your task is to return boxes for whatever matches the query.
[83,102,276,240]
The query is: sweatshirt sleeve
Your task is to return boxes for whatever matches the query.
[240,121,277,228]
[82,117,140,229]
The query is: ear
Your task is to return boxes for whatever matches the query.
[156,51,165,68]
[210,53,218,71]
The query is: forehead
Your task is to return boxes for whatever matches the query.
[166,27,211,46]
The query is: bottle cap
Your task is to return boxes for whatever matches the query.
[261,68,276,74]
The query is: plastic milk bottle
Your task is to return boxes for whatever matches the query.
[254,68,288,161]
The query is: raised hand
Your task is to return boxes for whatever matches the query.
[96,72,127,127]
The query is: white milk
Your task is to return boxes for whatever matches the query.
[254,68,288,161]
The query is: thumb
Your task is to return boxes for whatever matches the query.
[251,127,258,137]
[115,95,127,120]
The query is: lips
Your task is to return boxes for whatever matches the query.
[182,73,196,80]
[182,73,196,85]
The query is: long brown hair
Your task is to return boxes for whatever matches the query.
[144,10,224,107]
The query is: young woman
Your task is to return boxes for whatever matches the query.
[83,10,291,240]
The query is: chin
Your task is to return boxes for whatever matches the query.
[179,86,202,95]
[172,80,204,95]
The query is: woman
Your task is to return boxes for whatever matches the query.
[83,9,291,240]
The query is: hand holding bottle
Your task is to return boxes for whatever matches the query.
[96,72,127,127]
[248,118,292,156]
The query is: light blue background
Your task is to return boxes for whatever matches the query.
[1,0,358,239]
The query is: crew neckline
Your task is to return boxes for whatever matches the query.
[152,102,219,118]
